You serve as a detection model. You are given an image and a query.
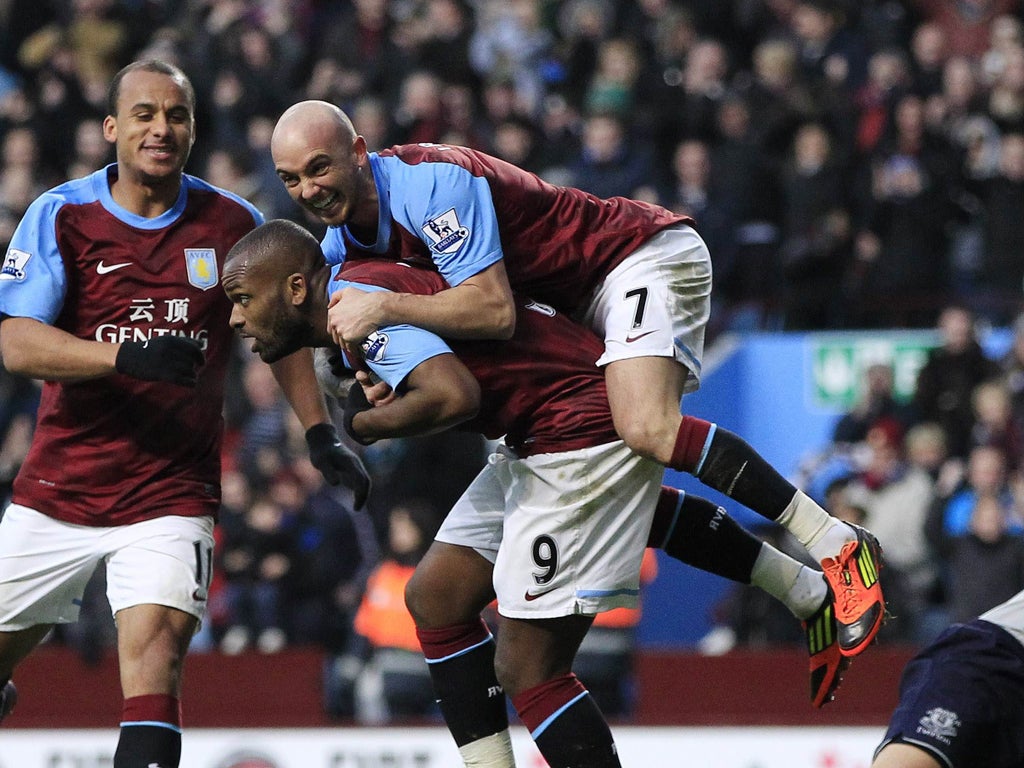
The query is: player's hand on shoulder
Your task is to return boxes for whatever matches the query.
[114,336,204,387]
[326,287,383,347]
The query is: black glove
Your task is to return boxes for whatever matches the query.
[342,380,375,447]
[305,422,371,509]
[115,336,205,387]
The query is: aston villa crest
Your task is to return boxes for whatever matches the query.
[185,248,218,291]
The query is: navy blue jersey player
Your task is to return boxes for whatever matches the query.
[873,588,1024,768]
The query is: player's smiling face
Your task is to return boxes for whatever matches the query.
[272,126,371,228]
[104,69,195,186]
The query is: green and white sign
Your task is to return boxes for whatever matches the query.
[810,333,937,410]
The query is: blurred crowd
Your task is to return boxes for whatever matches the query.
[4,0,1024,721]
[6,0,1024,333]
[704,304,1024,656]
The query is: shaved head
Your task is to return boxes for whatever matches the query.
[271,101,376,228]
[272,100,357,158]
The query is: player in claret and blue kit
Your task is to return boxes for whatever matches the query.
[223,219,878,767]
[0,60,367,768]
[272,100,889,685]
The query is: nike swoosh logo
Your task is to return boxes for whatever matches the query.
[626,330,657,343]
[96,261,132,274]
[524,588,555,601]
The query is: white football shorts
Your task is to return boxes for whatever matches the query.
[0,504,215,630]
[435,440,663,619]
[580,223,711,392]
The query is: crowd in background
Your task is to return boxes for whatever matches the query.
[704,303,1024,657]
[4,0,1024,721]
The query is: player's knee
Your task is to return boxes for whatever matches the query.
[404,570,434,627]
[404,569,474,628]
[611,412,676,463]
[493,646,530,699]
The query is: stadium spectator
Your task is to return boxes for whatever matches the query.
[848,151,954,328]
[968,378,1024,470]
[284,452,379,653]
[928,444,1018,540]
[854,47,914,156]
[942,492,1024,624]
[845,417,941,642]
[986,43,1024,135]
[833,362,916,445]
[908,21,950,98]
[777,121,853,330]
[962,132,1024,322]
[217,486,295,656]
[350,499,438,724]
[912,305,1004,459]
[569,110,654,199]
[790,0,871,94]
[1000,312,1024,424]
[468,0,554,117]
[652,37,731,157]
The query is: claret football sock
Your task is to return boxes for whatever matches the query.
[671,419,856,559]
[513,674,620,768]
[417,619,513,766]
[113,694,181,768]
[674,419,794,518]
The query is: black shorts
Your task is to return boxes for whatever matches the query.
[875,620,1024,768]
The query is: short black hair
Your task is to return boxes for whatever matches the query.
[225,219,324,275]
[107,59,196,117]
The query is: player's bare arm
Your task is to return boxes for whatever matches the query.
[269,347,333,429]
[1,316,204,387]
[327,260,515,346]
[0,316,123,381]
[354,369,395,406]
[872,744,941,768]
[345,352,479,443]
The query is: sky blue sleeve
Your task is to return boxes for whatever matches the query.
[394,161,504,286]
[360,324,454,390]
[0,194,68,323]
[330,276,453,388]
[321,226,348,266]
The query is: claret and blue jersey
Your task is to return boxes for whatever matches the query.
[0,164,263,526]
[329,259,619,457]
[320,143,690,317]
